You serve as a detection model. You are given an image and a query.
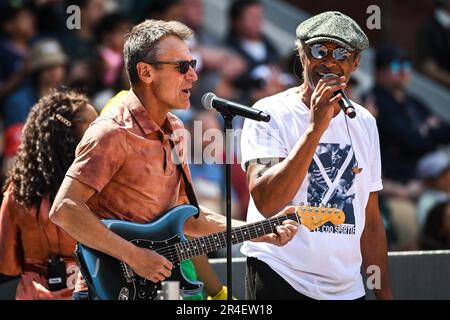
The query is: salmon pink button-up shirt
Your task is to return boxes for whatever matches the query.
[65,90,194,292]
[66,90,192,223]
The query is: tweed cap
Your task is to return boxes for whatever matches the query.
[296,11,369,51]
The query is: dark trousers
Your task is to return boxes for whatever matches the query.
[246,257,365,300]
[246,257,314,300]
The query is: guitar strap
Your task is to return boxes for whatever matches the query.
[169,138,200,218]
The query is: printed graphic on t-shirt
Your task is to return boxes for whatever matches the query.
[307,143,357,235]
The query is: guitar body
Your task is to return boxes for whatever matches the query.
[75,205,203,300]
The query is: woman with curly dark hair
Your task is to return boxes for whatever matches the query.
[0,89,97,299]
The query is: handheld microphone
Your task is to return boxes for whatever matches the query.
[323,73,356,119]
[201,92,271,122]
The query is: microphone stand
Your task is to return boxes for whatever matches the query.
[221,111,234,300]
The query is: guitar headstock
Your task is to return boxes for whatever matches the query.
[295,204,345,231]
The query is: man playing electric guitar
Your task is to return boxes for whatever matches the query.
[49,20,298,300]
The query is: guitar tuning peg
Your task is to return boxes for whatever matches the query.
[326,203,331,208]
[299,202,304,207]
[306,202,310,207]
[333,204,338,209]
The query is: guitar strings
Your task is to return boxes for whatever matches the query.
[153,213,299,262]
[151,209,339,262]
[152,220,278,262]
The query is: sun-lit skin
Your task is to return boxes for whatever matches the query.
[135,35,198,126]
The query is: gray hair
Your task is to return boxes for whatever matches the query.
[123,19,193,85]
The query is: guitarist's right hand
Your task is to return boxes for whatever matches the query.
[128,247,173,283]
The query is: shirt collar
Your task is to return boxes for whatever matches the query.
[125,89,174,137]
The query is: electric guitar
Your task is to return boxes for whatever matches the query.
[74,204,345,300]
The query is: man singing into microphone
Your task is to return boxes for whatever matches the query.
[240,11,393,300]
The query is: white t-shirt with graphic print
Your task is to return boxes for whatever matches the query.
[240,88,383,300]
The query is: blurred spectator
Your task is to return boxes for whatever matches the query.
[91,12,131,110]
[179,0,247,108]
[181,0,219,46]
[125,0,153,24]
[0,2,36,100]
[2,39,67,174]
[181,0,223,46]
[419,200,450,250]
[225,0,288,104]
[366,45,450,247]
[0,89,98,299]
[59,0,106,93]
[95,12,131,88]
[147,0,183,21]
[417,0,450,88]
[32,0,67,37]
[416,149,450,227]
[370,45,450,188]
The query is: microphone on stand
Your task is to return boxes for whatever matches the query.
[201,92,271,122]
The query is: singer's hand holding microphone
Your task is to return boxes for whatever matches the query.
[310,74,352,132]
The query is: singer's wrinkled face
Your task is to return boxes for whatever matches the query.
[298,41,361,90]
[148,35,198,111]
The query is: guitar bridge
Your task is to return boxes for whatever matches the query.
[120,262,135,283]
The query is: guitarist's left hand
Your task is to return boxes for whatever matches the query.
[252,206,298,246]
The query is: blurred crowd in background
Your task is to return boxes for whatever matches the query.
[0,0,449,256]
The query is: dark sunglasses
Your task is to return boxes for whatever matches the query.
[149,59,197,74]
[308,43,352,62]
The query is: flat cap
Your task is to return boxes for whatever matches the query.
[296,11,369,51]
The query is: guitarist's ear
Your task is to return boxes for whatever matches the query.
[136,62,153,84]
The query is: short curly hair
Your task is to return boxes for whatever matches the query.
[5,89,90,208]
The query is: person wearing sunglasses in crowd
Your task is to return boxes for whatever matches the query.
[240,12,392,300]
[0,89,98,299]
[364,45,450,249]
[48,19,298,300]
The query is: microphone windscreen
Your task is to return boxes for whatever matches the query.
[201,92,216,110]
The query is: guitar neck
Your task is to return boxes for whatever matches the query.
[176,213,299,261]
